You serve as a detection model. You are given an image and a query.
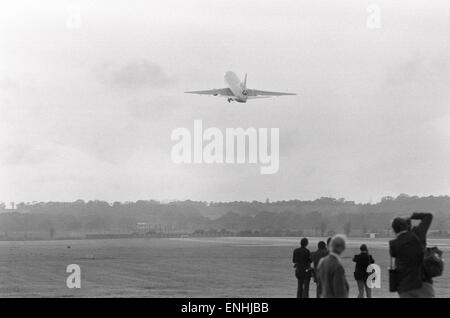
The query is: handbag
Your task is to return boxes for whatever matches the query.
[389,256,399,292]
[411,232,444,278]
[423,246,444,278]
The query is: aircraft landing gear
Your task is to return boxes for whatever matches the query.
[227,98,232,103]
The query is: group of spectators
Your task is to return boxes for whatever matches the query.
[292,212,436,298]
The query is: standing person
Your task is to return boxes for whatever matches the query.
[326,237,332,251]
[311,241,328,298]
[317,235,349,298]
[389,212,434,298]
[353,244,375,298]
[292,237,312,298]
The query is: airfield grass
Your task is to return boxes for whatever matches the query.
[0,237,448,298]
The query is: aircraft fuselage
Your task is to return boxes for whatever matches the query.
[224,71,247,103]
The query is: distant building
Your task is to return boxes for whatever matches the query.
[136,222,152,234]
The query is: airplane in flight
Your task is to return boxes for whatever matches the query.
[185,71,296,103]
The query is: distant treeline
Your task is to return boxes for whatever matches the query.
[0,194,449,239]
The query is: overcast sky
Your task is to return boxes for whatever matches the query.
[0,0,449,203]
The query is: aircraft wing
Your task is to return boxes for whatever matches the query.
[246,89,296,97]
[185,88,234,97]
[246,96,272,99]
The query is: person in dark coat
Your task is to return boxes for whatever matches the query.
[389,212,434,298]
[292,237,312,298]
[353,244,375,298]
[317,235,349,298]
[311,241,328,298]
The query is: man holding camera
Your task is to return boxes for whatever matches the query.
[389,212,434,298]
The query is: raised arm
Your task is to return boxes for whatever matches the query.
[411,212,433,244]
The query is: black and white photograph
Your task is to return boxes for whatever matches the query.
[0,0,449,305]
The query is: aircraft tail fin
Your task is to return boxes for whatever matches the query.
[243,73,247,90]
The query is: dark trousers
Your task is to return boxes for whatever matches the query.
[316,281,322,298]
[296,277,311,298]
[356,280,372,298]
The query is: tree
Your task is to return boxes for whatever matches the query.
[320,222,327,237]
[344,222,352,237]
[363,225,368,235]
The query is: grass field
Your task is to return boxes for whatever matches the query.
[0,237,448,298]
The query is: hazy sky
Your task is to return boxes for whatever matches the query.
[1,0,449,203]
